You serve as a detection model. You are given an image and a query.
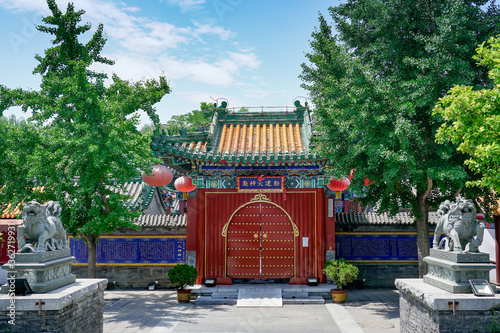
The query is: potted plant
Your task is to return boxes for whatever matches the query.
[323,258,359,303]
[168,264,199,302]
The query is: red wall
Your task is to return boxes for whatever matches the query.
[195,189,325,283]
[324,197,335,252]
[0,219,22,264]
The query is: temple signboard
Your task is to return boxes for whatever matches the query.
[236,176,284,193]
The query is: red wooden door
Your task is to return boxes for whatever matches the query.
[225,202,261,279]
[261,204,295,279]
[224,194,297,280]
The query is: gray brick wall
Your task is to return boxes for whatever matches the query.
[0,281,105,333]
[357,264,419,288]
[399,286,499,333]
[72,266,174,289]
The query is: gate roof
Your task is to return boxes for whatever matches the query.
[151,103,325,169]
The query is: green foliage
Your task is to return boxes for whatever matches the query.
[163,102,212,135]
[323,259,359,290]
[140,123,155,136]
[168,264,199,290]
[434,36,500,193]
[301,0,500,275]
[0,0,170,276]
[0,116,41,209]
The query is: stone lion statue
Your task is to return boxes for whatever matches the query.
[433,196,484,252]
[18,200,68,253]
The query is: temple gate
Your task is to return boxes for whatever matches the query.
[152,102,333,284]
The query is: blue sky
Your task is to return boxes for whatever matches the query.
[0,0,340,126]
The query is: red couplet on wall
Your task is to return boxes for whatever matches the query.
[194,189,325,284]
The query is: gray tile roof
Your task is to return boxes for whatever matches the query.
[120,178,185,228]
[134,214,186,228]
[335,212,439,225]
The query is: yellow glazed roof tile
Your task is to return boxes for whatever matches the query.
[1,204,21,219]
[217,123,303,156]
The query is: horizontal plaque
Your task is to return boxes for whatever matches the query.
[236,176,284,193]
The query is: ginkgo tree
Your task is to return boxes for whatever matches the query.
[301,0,500,276]
[434,36,500,193]
[0,0,170,277]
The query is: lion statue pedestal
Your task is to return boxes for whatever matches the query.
[1,200,76,293]
[423,196,495,293]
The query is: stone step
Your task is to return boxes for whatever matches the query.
[211,293,238,299]
[283,296,325,305]
[236,288,283,307]
[282,291,309,298]
[194,296,237,305]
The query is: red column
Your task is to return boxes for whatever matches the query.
[186,197,197,252]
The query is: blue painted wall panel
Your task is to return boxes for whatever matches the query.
[70,236,186,265]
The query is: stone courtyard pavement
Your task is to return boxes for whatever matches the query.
[103,288,400,333]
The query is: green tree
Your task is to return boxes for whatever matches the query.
[0,0,170,277]
[163,102,212,135]
[435,36,500,193]
[301,0,500,276]
[0,115,40,210]
[140,123,155,136]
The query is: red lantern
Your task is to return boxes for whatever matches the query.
[364,177,374,186]
[174,176,197,193]
[327,177,351,192]
[142,164,173,187]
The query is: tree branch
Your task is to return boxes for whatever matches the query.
[422,176,433,201]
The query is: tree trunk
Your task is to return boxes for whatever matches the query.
[84,234,98,278]
[416,194,430,278]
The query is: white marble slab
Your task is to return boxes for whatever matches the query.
[236,288,283,307]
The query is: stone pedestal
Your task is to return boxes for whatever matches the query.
[1,248,76,293]
[423,249,495,293]
[0,279,107,333]
[396,278,500,333]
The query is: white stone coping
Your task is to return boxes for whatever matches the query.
[423,256,495,270]
[0,279,107,311]
[396,278,500,311]
[190,283,334,295]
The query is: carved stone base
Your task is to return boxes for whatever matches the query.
[1,249,76,293]
[423,249,495,293]
[11,248,72,263]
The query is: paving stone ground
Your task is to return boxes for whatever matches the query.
[103,288,400,333]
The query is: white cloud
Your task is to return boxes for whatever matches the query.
[192,21,232,41]
[122,6,140,13]
[0,0,50,14]
[1,0,261,89]
[227,52,260,69]
[175,90,216,107]
[96,49,260,87]
[166,0,206,12]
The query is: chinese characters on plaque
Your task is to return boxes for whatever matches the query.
[236,176,284,193]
